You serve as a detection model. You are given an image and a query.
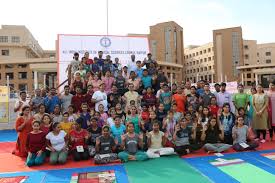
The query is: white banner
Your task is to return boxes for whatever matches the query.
[58,35,150,84]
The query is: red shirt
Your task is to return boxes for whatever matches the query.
[71,94,86,112]
[85,92,95,110]
[143,94,157,107]
[69,129,89,150]
[41,125,50,135]
[172,94,187,113]
[86,58,94,65]
[141,111,150,122]
[209,105,219,117]
[26,131,46,153]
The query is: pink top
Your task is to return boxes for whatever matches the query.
[102,76,115,94]
[89,79,102,92]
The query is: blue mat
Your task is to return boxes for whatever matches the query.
[0,130,17,142]
[0,164,129,183]
[184,149,275,183]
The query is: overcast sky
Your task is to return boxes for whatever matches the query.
[1,0,274,50]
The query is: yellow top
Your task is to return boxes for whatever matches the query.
[60,121,74,134]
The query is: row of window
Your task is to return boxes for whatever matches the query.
[184,47,213,59]
[245,52,272,59]
[8,83,28,91]
[185,56,214,66]
[0,72,28,80]
[0,64,28,69]
[186,74,215,83]
[185,66,212,74]
[0,36,20,43]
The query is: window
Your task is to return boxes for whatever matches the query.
[247,81,252,86]
[18,84,28,91]
[11,36,20,43]
[193,69,196,73]
[257,52,259,56]
[204,49,206,53]
[245,54,249,59]
[200,51,202,55]
[244,45,249,49]
[0,73,1,80]
[204,58,207,62]
[204,67,207,71]
[192,53,195,57]
[6,73,14,80]
[190,70,192,73]
[247,73,251,78]
[0,36,8,43]
[205,75,208,80]
[208,57,211,61]
[193,61,195,65]
[200,68,203,72]
[200,59,203,63]
[266,52,271,56]
[208,66,212,70]
[266,59,271,64]
[18,72,27,79]
[5,64,13,69]
[18,64,27,68]
[197,68,199,72]
[196,60,199,64]
[208,48,211,52]
[196,52,198,56]
[1,50,9,56]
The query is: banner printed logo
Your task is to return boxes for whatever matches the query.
[100,37,111,48]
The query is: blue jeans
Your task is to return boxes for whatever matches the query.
[26,152,46,167]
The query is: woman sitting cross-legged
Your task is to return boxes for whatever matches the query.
[46,122,68,164]
[118,122,148,162]
[26,120,46,167]
[201,116,232,153]
[94,125,118,164]
[69,119,90,161]
[232,116,259,151]
[146,121,175,158]
[173,118,201,156]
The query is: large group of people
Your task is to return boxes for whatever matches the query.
[12,51,275,167]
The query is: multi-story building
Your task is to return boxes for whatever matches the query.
[130,21,185,82]
[184,27,275,88]
[213,27,244,82]
[0,25,57,93]
[184,27,244,83]
[237,42,275,87]
[184,42,214,83]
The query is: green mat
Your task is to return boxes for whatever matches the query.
[124,156,212,183]
[219,163,275,183]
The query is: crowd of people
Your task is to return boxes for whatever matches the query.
[12,51,275,167]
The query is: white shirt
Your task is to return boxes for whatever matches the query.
[216,91,235,112]
[127,61,137,72]
[92,90,108,112]
[46,130,66,151]
[107,117,115,127]
[14,99,30,116]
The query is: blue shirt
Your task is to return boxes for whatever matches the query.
[196,88,204,96]
[111,125,126,144]
[135,68,144,78]
[44,96,60,113]
[160,92,172,111]
[79,113,91,129]
[141,75,152,88]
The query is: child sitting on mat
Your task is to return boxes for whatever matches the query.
[94,125,118,164]
[232,116,259,151]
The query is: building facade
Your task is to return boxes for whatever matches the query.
[237,42,275,88]
[148,21,184,82]
[213,27,244,82]
[0,25,57,93]
[184,43,214,83]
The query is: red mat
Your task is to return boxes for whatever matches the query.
[0,152,121,173]
[0,142,16,154]
[182,140,275,158]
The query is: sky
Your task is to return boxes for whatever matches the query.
[1,0,274,50]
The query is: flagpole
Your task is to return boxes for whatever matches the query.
[106,0,109,36]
